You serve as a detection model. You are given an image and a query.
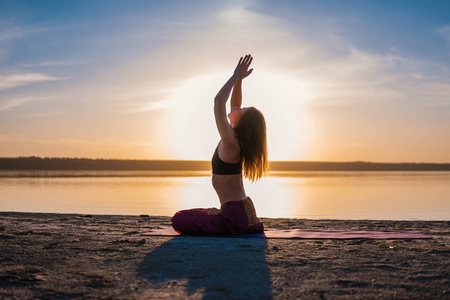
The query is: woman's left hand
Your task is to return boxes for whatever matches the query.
[233,54,253,79]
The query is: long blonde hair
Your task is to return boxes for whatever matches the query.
[233,107,268,182]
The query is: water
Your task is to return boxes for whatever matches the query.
[1,171,449,220]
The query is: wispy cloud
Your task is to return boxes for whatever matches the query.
[127,100,175,113]
[436,25,450,46]
[0,23,82,42]
[0,26,27,42]
[22,60,86,68]
[0,73,66,91]
[25,111,62,118]
[0,96,52,111]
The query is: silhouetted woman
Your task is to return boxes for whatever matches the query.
[172,55,268,235]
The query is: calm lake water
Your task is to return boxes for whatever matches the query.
[1,171,449,220]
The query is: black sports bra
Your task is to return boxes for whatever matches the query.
[211,146,242,175]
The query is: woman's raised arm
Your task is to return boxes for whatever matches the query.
[214,55,253,146]
[230,78,242,112]
[215,55,253,103]
[230,56,253,112]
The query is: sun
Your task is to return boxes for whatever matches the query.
[165,71,309,161]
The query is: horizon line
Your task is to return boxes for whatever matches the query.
[1,156,450,165]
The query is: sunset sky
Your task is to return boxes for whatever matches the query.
[1,0,449,162]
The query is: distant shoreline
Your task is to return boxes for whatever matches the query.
[1,157,450,171]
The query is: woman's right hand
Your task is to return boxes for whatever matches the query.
[207,208,222,216]
[233,55,253,79]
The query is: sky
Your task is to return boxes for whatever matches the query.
[1,0,450,162]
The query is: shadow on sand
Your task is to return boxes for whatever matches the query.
[138,236,272,299]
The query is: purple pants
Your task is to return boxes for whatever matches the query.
[171,197,264,235]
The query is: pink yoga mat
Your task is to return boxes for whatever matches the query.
[141,227,431,239]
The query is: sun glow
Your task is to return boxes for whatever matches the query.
[165,71,309,161]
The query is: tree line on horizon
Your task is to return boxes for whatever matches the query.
[1,157,450,171]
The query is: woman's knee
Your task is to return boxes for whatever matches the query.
[171,210,186,232]
[171,209,216,234]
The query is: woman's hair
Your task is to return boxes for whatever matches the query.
[233,107,269,182]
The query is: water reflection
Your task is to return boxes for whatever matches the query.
[276,172,450,220]
[1,171,449,220]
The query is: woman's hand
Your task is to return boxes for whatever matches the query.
[233,55,253,79]
[207,208,222,216]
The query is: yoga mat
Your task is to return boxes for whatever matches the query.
[141,227,431,239]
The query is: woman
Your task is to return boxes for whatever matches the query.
[172,54,268,235]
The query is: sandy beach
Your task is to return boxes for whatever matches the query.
[0,212,448,299]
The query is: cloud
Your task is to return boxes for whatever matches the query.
[25,111,62,118]
[0,96,52,112]
[0,23,81,64]
[0,23,81,42]
[436,25,450,46]
[77,3,448,116]
[0,26,27,42]
[127,100,175,113]
[0,73,66,91]
[22,60,87,68]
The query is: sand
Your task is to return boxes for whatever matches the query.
[0,212,449,299]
